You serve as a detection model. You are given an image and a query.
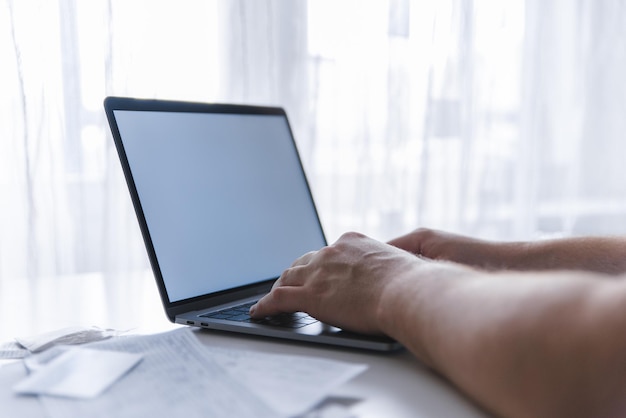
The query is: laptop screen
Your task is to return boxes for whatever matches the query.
[113,109,327,303]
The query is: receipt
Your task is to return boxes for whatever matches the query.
[14,348,143,398]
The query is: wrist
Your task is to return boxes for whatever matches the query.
[376,261,475,366]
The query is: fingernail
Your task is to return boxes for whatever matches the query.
[249,304,257,316]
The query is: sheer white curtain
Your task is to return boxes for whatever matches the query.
[219,0,626,243]
[2,0,626,335]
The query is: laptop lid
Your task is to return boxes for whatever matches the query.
[103,97,327,320]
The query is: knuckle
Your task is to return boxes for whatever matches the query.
[272,287,287,302]
[317,245,336,257]
[278,267,294,285]
[316,245,343,264]
[299,250,317,262]
[340,231,366,240]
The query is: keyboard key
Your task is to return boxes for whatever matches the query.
[199,302,319,328]
[229,313,250,321]
[200,312,233,319]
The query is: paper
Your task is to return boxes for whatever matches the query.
[0,341,29,359]
[16,326,121,353]
[14,348,143,398]
[23,346,68,374]
[206,346,367,417]
[36,328,277,418]
[3,328,367,417]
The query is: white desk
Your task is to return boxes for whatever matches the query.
[192,328,490,418]
[1,270,491,417]
[1,325,491,417]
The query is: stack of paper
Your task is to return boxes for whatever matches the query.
[1,328,367,417]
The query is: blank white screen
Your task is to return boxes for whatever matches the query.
[114,110,326,302]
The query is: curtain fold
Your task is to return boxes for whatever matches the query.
[2,0,626,287]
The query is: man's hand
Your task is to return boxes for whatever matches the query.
[251,228,626,418]
[250,232,431,335]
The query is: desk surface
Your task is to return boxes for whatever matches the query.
[192,327,489,417]
[1,271,491,417]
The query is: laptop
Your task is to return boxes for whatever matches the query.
[104,96,401,351]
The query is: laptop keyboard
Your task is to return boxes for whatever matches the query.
[199,301,319,329]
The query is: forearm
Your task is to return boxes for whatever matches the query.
[505,236,626,274]
[379,266,626,418]
[392,228,626,274]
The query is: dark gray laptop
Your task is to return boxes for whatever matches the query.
[104,97,400,351]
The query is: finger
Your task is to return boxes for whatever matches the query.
[276,265,309,287]
[388,229,433,255]
[387,233,418,253]
[249,286,309,318]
